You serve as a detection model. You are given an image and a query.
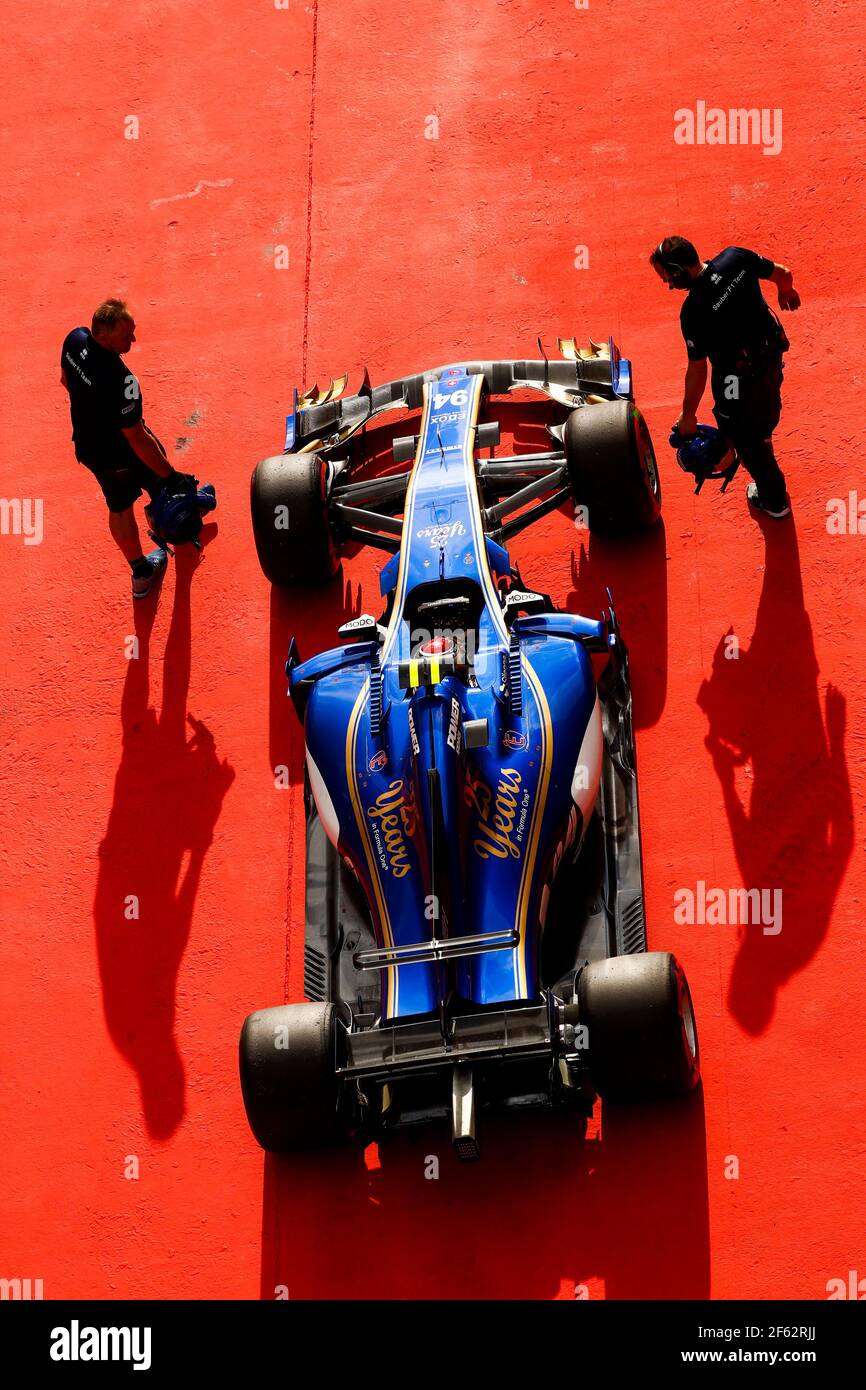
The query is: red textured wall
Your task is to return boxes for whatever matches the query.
[1,0,864,1300]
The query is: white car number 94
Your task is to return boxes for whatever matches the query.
[433,389,468,410]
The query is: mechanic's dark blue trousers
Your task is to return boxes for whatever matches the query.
[712,349,788,511]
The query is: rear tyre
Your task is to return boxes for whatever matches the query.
[577,951,699,1102]
[564,401,661,537]
[250,453,340,586]
[239,1002,346,1152]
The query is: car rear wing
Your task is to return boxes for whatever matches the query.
[340,1001,554,1081]
[283,343,634,455]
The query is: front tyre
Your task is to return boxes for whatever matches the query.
[577,951,699,1102]
[250,453,340,586]
[565,401,661,537]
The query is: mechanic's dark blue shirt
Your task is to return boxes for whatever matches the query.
[61,327,143,465]
[680,247,779,367]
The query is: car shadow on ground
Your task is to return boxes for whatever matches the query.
[696,516,854,1034]
[258,1084,708,1300]
[268,568,368,788]
[94,543,234,1138]
[562,520,668,731]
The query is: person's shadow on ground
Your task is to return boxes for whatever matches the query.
[94,542,234,1137]
[697,517,853,1034]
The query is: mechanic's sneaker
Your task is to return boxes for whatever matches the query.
[131,547,168,599]
[746,482,791,519]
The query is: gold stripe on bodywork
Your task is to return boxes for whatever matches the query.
[512,655,554,997]
[345,679,398,1016]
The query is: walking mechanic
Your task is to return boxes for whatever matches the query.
[650,238,800,518]
[61,299,198,597]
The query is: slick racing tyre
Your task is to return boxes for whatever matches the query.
[239,1002,346,1152]
[250,453,340,586]
[577,951,699,1102]
[564,401,661,537]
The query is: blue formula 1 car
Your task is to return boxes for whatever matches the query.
[241,341,699,1161]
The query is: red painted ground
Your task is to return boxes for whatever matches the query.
[2,0,864,1300]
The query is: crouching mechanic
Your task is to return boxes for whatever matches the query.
[650,237,800,519]
[61,298,197,597]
